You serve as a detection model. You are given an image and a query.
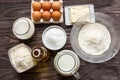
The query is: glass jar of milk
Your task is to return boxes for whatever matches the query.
[54,50,80,79]
[12,17,35,40]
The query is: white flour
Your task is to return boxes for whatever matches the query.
[43,27,66,50]
[78,23,111,55]
[9,44,36,73]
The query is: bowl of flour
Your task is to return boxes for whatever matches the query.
[70,12,119,63]
[42,25,67,50]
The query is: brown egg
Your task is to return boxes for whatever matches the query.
[52,11,61,21]
[42,11,51,21]
[42,1,51,11]
[32,11,41,21]
[52,1,61,11]
[32,1,41,11]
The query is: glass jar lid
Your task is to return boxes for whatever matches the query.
[13,19,30,35]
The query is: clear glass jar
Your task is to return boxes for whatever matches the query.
[12,17,35,40]
[8,43,37,73]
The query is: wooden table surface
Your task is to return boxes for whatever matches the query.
[0,0,120,80]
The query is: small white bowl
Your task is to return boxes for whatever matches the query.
[42,25,67,50]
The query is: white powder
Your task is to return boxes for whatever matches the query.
[78,23,111,55]
[43,27,66,50]
[9,44,36,73]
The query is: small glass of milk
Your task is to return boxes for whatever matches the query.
[12,17,35,40]
[54,50,80,79]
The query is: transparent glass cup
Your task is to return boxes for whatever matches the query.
[54,50,80,79]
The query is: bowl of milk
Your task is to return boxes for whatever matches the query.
[70,12,120,63]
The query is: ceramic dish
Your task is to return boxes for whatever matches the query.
[42,25,67,50]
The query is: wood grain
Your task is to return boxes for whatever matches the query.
[0,0,120,80]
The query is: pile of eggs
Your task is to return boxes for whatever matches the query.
[32,1,62,22]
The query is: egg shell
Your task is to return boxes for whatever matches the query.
[32,1,41,11]
[32,11,41,21]
[42,11,51,21]
[52,1,61,11]
[52,11,61,21]
[42,1,51,11]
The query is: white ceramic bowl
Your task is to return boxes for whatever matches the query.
[42,25,67,50]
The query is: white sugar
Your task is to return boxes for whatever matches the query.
[43,27,66,50]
